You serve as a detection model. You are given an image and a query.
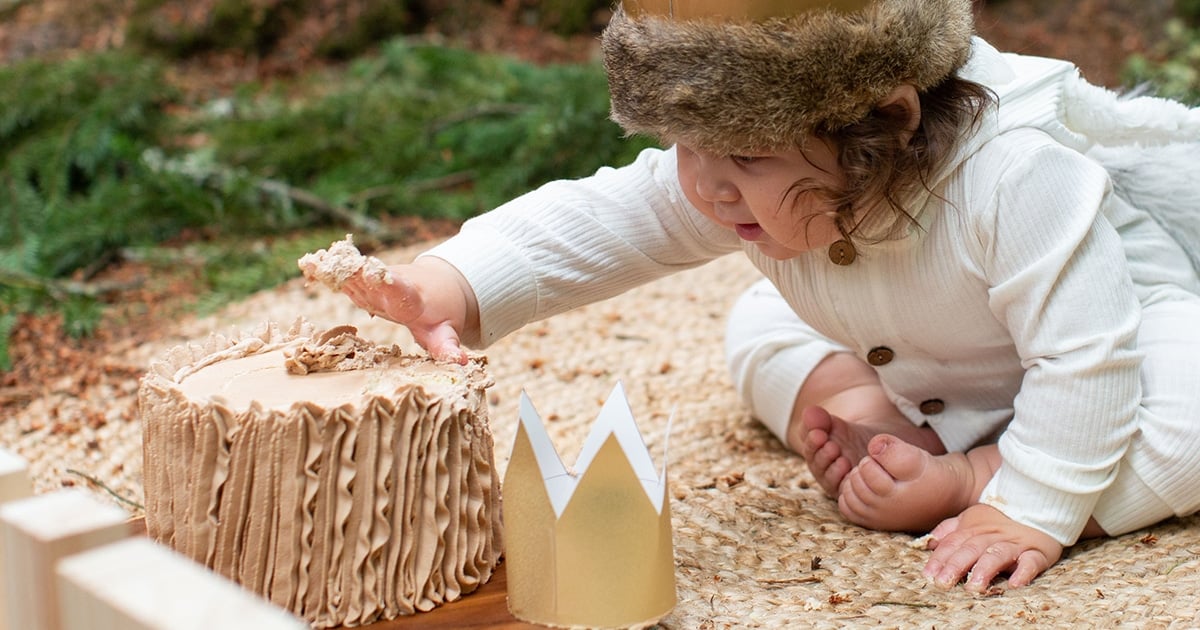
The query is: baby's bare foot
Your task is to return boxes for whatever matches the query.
[789,406,946,499]
[789,406,878,498]
[837,435,989,533]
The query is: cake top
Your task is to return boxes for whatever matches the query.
[145,320,490,413]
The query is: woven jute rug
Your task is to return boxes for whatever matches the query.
[8,241,1199,628]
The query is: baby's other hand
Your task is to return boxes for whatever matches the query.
[340,257,477,364]
[922,504,1063,592]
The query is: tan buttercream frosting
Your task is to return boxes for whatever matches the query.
[283,324,404,375]
[139,320,502,628]
[297,234,392,292]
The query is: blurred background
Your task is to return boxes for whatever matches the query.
[1,0,1198,412]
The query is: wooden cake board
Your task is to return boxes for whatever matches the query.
[352,562,535,630]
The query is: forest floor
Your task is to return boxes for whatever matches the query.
[0,0,1180,428]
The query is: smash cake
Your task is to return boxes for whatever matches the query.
[138,319,502,628]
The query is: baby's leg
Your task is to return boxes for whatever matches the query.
[1091,294,1200,535]
[725,278,945,497]
[838,435,998,533]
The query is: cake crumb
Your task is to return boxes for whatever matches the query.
[908,534,934,549]
[284,325,404,375]
[298,234,393,292]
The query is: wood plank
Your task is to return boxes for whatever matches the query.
[0,449,30,506]
[0,490,130,630]
[56,537,308,630]
[0,448,32,630]
[131,518,534,629]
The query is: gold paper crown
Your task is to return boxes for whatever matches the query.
[503,384,676,629]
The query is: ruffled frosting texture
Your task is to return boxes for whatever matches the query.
[138,321,501,628]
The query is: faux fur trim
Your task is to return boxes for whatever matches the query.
[1090,143,1200,276]
[1062,77,1200,147]
[602,0,974,154]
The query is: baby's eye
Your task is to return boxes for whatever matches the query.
[731,155,761,166]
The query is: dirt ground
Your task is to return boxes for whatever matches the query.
[0,0,1181,436]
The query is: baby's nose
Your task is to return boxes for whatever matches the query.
[694,171,739,204]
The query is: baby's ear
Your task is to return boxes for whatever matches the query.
[878,85,922,147]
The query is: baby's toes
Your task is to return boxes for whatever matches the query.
[837,470,882,526]
[792,415,830,460]
[808,438,842,473]
[805,441,847,491]
[866,434,929,482]
[851,455,899,498]
[824,456,853,494]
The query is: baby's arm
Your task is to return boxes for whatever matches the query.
[333,146,737,359]
[925,135,1143,590]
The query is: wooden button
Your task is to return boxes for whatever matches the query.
[866,347,894,366]
[919,399,946,415]
[828,240,856,266]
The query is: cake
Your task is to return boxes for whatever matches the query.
[138,320,502,628]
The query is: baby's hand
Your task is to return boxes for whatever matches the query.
[922,504,1063,592]
[340,257,476,364]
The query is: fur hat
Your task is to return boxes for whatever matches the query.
[602,0,976,155]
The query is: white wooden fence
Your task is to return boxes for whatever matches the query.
[0,447,307,630]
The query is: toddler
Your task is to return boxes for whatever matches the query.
[340,0,1200,592]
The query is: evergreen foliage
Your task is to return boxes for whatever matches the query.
[141,228,354,316]
[535,0,610,36]
[1123,19,1200,105]
[0,39,655,369]
[1180,0,1200,25]
[198,41,655,221]
[2,52,174,276]
[128,0,307,57]
[0,52,183,368]
[128,0,432,62]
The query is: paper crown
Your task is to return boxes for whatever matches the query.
[503,383,676,629]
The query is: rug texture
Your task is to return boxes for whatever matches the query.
[7,241,1199,629]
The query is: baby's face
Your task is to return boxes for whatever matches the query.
[675,141,844,260]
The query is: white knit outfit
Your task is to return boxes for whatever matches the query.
[424,40,1200,545]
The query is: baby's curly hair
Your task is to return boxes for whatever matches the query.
[814,77,996,244]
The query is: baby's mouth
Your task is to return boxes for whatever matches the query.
[734,223,765,240]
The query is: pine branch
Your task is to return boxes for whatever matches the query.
[0,267,141,299]
[255,178,384,236]
[346,171,477,205]
[143,148,385,237]
[429,104,531,135]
